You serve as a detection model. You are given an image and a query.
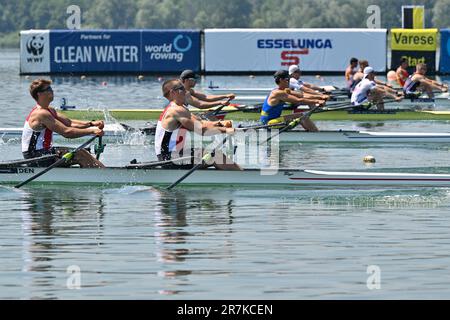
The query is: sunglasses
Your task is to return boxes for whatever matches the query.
[171,84,186,93]
[37,86,53,93]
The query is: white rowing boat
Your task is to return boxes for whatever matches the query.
[231,94,450,108]
[1,166,450,187]
[207,85,338,96]
[3,125,450,144]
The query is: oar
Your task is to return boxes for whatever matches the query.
[95,136,105,160]
[166,136,228,190]
[14,135,99,188]
[263,105,322,144]
[201,98,232,120]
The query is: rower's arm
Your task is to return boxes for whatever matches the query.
[56,111,100,128]
[422,78,448,90]
[275,91,323,107]
[303,83,322,91]
[186,93,230,110]
[174,111,231,135]
[191,90,235,102]
[39,112,99,138]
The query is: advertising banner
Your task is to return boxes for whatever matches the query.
[204,29,387,72]
[390,28,437,74]
[20,30,51,74]
[439,29,450,73]
[20,30,201,74]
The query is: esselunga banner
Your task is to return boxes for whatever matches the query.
[439,29,450,73]
[390,28,437,73]
[20,30,201,74]
[204,29,387,72]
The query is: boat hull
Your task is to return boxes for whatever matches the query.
[2,167,450,187]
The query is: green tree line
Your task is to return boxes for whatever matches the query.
[1,0,449,47]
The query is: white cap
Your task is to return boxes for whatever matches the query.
[363,66,374,76]
[289,65,300,75]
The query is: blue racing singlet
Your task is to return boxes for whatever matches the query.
[403,75,420,95]
[260,91,286,124]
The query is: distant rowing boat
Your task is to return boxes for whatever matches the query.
[53,108,450,121]
[1,166,450,187]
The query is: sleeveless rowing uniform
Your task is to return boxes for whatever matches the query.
[397,68,409,87]
[260,90,286,125]
[154,102,189,162]
[403,74,421,95]
[289,78,304,91]
[22,106,57,161]
[351,78,376,106]
[346,67,359,90]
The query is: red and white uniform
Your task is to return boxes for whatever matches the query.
[154,102,188,160]
[21,106,57,154]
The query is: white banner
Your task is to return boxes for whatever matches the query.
[204,29,387,72]
[20,30,51,74]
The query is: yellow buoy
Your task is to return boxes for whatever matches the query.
[249,75,255,78]
[363,155,376,163]
[138,75,144,80]
[80,75,86,80]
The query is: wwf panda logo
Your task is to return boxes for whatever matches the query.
[26,36,45,56]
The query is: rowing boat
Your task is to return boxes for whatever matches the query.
[1,166,450,187]
[54,108,450,121]
[232,94,450,108]
[3,125,450,143]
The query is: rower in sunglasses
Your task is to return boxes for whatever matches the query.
[179,69,235,110]
[22,79,105,168]
[260,70,325,132]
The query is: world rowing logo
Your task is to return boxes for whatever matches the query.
[173,35,192,53]
[145,34,194,63]
[26,35,45,56]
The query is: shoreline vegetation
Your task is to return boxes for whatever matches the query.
[2,0,450,49]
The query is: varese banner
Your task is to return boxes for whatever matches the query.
[20,29,201,74]
[204,29,387,72]
[390,28,437,73]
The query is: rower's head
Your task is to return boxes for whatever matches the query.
[359,60,369,71]
[416,63,427,75]
[350,57,358,68]
[288,65,301,79]
[180,69,199,89]
[363,66,375,80]
[30,78,53,104]
[274,70,290,88]
[400,57,409,69]
[162,79,186,103]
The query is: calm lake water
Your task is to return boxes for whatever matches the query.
[2,49,450,299]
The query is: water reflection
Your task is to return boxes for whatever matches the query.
[151,188,234,296]
[20,187,106,298]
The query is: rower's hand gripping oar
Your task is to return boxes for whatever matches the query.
[166,136,229,190]
[14,135,99,188]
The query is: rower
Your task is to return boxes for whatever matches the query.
[352,60,395,94]
[395,57,409,87]
[345,57,359,91]
[351,67,402,111]
[155,79,241,170]
[260,70,325,132]
[403,63,448,99]
[22,79,105,168]
[288,65,329,99]
[180,70,235,110]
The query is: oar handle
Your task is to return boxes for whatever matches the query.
[166,136,228,190]
[14,135,99,188]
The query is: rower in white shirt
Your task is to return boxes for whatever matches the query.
[351,67,402,111]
